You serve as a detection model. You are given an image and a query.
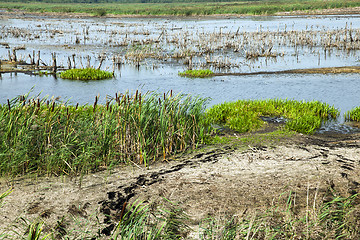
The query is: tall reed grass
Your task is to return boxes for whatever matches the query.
[206,99,339,134]
[0,91,209,176]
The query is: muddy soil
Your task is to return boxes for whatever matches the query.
[1,126,360,238]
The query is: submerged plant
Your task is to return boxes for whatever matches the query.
[59,68,113,80]
[178,69,214,78]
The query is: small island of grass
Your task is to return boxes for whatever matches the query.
[178,69,214,78]
[60,68,113,80]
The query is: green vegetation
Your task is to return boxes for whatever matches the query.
[178,69,214,78]
[206,99,339,134]
[59,68,113,81]
[0,93,342,177]
[1,0,360,16]
[111,200,189,239]
[199,192,360,239]
[108,193,360,239]
[0,91,208,176]
[345,106,360,122]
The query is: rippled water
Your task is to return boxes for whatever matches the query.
[1,14,360,133]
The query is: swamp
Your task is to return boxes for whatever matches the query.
[1,7,360,239]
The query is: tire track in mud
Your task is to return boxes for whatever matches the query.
[98,135,360,236]
[296,138,360,195]
[98,146,235,236]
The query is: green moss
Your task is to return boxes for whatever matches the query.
[60,68,113,80]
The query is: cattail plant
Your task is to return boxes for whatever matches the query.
[0,91,209,177]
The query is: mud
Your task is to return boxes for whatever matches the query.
[1,129,360,238]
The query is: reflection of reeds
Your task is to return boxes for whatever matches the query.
[0,91,209,176]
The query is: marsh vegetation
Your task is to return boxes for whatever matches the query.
[206,99,340,134]
[1,9,360,240]
[1,0,360,16]
[2,91,360,178]
[178,69,214,78]
[0,91,208,176]
[60,68,113,80]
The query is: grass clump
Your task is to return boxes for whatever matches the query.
[60,68,113,80]
[199,192,360,240]
[0,91,209,177]
[345,106,360,122]
[178,69,214,78]
[206,99,339,134]
[112,200,189,240]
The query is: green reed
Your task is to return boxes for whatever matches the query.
[0,91,209,176]
[60,68,113,80]
[206,99,339,134]
[345,106,360,122]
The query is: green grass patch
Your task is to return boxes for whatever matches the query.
[0,91,209,177]
[178,69,214,78]
[2,0,359,16]
[60,68,113,80]
[206,99,339,134]
[345,106,360,122]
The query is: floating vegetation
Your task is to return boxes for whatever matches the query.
[206,99,339,134]
[0,91,209,176]
[59,68,113,80]
[345,106,360,122]
[178,69,214,78]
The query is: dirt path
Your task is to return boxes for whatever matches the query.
[1,130,360,238]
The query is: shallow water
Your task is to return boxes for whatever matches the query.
[1,14,360,133]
